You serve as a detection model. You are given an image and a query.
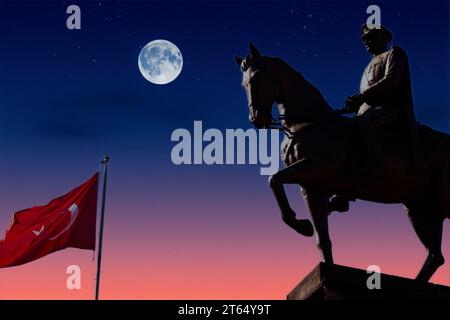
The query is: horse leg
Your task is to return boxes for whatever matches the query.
[301,188,334,264]
[268,159,330,240]
[405,204,445,282]
[268,162,314,237]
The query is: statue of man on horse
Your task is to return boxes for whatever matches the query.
[235,24,450,282]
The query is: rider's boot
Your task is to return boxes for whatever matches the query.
[328,195,350,214]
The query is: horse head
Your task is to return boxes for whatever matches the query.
[235,43,332,129]
[235,43,277,129]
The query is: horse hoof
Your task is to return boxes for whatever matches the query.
[293,219,314,237]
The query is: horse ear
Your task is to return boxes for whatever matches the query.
[249,42,261,58]
[234,56,244,67]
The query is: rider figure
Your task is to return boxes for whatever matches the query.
[329,24,424,213]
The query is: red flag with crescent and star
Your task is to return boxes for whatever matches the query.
[0,173,99,268]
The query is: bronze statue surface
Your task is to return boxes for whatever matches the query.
[235,34,450,282]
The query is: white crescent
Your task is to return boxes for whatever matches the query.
[48,203,79,240]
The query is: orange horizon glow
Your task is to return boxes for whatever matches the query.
[1,204,449,300]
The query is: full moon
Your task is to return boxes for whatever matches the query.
[138,39,183,85]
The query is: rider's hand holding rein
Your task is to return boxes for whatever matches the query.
[343,94,365,113]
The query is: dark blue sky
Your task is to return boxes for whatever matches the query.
[0,0,448,213]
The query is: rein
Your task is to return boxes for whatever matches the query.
[269,108,350,138]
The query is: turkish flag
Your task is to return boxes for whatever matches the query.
[0,173,99,268]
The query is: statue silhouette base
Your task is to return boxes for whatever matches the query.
[287,263,450,300]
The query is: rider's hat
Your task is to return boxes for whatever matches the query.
[360,23,392,42]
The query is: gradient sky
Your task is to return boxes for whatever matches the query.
[0,0,449,299]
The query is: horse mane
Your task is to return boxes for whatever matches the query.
[263,56,332,120]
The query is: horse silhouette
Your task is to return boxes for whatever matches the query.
[235,43,450,282]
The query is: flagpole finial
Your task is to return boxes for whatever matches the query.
[101,155,110,164]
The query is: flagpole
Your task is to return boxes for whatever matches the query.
[95,155,109,300]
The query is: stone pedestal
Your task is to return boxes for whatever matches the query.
[287,263,450,300]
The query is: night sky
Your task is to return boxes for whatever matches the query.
[0,0,449,299]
